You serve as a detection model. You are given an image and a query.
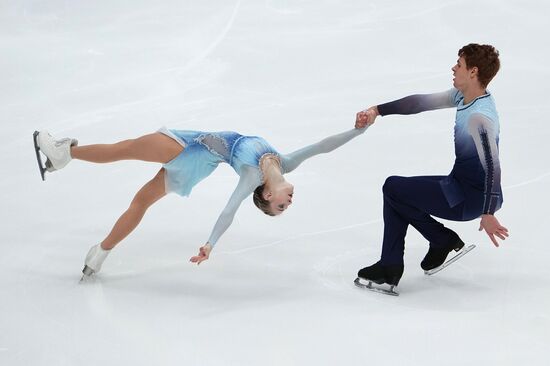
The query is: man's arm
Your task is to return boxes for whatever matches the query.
[356,89,458,127]
[467,113,501,215]
[468,113,509,247]
[376,89,457,116]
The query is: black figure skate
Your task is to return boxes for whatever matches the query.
[354,262,404,296]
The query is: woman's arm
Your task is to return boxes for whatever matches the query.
[281,127,367,173]
[190,168,259,264]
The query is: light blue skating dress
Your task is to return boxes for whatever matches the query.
[159,126,367,247]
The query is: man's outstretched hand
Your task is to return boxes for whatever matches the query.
[479,214,509,247]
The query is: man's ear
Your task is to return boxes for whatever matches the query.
[470,66,479,78]
[263,191,272,201]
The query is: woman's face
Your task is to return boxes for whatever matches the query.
[267,182,294,215]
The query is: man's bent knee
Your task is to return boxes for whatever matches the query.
[382,175,405,197]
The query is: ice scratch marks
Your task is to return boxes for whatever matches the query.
[312,248,370,291]
[170,0,241,77]
[222,219,382,255]
[504,172,550,190]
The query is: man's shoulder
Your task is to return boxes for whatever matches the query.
[476,93,498,113]
[467,96,499,124]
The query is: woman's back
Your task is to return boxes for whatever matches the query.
[162,129,280,196]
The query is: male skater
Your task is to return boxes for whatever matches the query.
[355,43,509,295]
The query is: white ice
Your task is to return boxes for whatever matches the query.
[1,1,549,365]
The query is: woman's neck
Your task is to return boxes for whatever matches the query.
[261,155,284,186]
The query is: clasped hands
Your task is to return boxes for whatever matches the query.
[355,106,379,129]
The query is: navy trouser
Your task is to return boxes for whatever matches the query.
[380,175,483,265]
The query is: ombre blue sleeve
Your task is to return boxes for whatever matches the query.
[467,113,502,215]
[377,89,459,116]
[207,167,259,247]
[281,127,367,173]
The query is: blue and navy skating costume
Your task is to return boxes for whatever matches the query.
[375,88,502,265]
[159,127,367,247]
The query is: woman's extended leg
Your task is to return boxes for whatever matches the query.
[71,132,183,164]
[100,168,168,250]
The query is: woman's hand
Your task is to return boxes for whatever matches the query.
[190,243,213,265]
[355,106,379,128]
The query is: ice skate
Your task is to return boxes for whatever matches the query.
[80,244,111,282]
[421,236,465,272]
[33,130,78,180]
[354,262,404,296]
[423,244,476,275]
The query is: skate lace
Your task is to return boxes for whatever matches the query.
[54,138,71,147]
[54,137,78,148]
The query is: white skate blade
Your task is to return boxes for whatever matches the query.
[354,277,399,296]
[424,244,476,275]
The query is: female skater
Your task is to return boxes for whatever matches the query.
[33,125,367,279]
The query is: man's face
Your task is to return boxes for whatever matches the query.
[451,56,469,89]
[451,56,479,91]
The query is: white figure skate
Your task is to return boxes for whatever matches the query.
[80,244,111,282]
[33,131,78,180]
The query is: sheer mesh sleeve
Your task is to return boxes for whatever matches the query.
[467,113,502,215]
[207,166,260,247]
[281,127,367,173]
[377,89,458,116]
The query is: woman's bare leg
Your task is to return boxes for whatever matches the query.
[100,168,167,250]
[71,132,183,164]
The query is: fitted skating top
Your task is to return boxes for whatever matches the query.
[376,88,502,214]
[161,127,367,247]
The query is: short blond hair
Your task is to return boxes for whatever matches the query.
[252,184,275,216]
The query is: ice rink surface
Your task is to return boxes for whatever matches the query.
[1,1,549,365]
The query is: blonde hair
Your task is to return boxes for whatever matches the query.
[252,184,275,216]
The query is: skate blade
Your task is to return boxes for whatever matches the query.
[33,131,47,181]
[79,265,95,283]
[79,274,96,283]
[424,244,476,275]
[354,277,399,296]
